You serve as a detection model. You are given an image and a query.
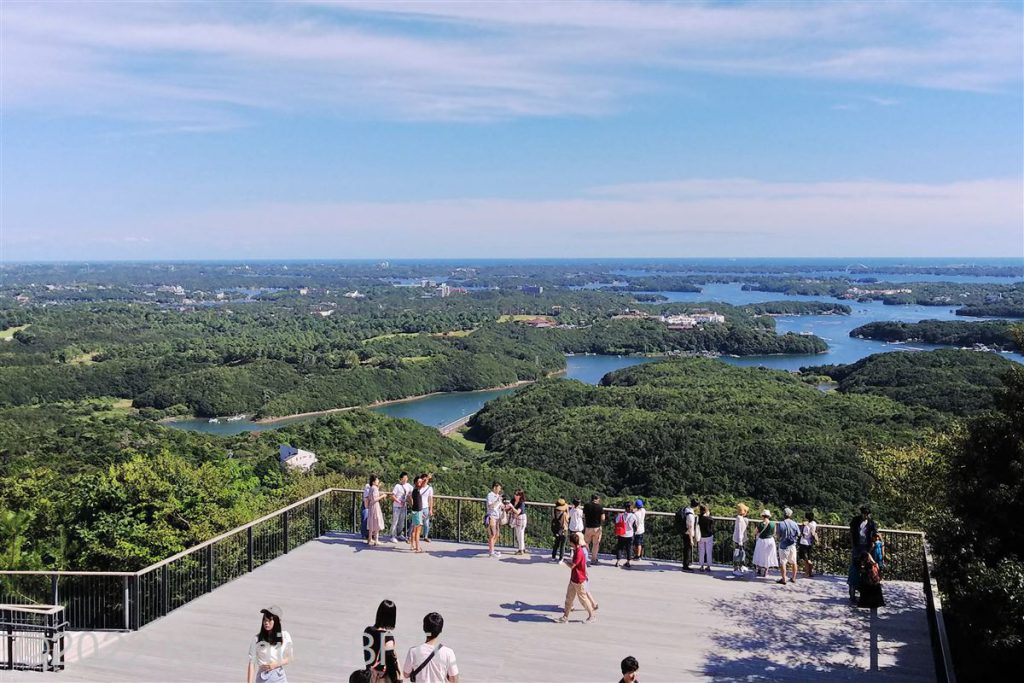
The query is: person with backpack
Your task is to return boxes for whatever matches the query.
[798,511,818,578]
[776,507,801,585]
[732,503,750,576]
[752,510,778,578]
[402,612,459,683]
[676,498,699,571]
[613,501,637,569]
[568,498,585,541]
[551,498,570,562]
[697,504,715,572]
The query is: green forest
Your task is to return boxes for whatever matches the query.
[851,319,1020,350]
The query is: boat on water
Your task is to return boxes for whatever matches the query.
[226,414,246,422]
[208,418,220,424]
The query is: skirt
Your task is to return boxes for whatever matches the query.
[368,502,385,533]
[753,537,779,568]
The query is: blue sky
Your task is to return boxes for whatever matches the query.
[1,1,1022,261]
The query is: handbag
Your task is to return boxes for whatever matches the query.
[732,546,746,563]
[614,514,627,536]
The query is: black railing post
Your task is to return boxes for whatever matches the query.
[314,496,322,538]
[162,565,170,617]
[206,545,214,593]
[50,575,59,606]
[131,575,141,630]
[247,526,254,573]
[283,510,290,554]
[457,499,463,543]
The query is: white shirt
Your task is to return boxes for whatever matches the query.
[634,508,646,535]
[486,491,502,517]
[393,482,412,508]
[800,520,817,546]
[568,507,584,532]
[248,632,293,673]
[420,484,434,512]
[733,515,749,544]
[403,642,459,683]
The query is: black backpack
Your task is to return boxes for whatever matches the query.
[673,507,688,534]
[551,509,563,535]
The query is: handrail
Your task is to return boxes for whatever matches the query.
[923,541,957,683]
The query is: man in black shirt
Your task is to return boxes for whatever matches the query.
[582,494,605,565]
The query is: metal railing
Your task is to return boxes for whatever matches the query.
[0,487,954,681]
[1,604,67,672]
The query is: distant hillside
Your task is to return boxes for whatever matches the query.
[803,349,1016,415]
[468,358,943,512]
[850,320,1019,351]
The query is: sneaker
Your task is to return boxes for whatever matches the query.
[556,616,568,623]
[585,615,597,624]
[624,563,632,569]
[776,579,787,585]
[493,551,501,558]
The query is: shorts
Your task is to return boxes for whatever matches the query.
[409,511,423,526]
[798,544,813,561]
[633,533,645,547]
[779,544,798,565]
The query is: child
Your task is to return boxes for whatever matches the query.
[871,532,885,570]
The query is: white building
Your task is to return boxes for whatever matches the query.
[279,445,317,471]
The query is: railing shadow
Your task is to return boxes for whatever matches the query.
[698,576,934,681]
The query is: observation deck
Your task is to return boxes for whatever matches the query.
[1,489,944,682]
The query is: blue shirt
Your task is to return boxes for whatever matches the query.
[778,519,800,549]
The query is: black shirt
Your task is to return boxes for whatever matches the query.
[698,515,715,537]
[583,502,604,528]
[410,488,423,512]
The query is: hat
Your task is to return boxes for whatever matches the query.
[555,498,569,510]
[635,499,644,509]
[783,507,793,518]
[761,510,771,518]
[736,503,749,515]
[261,605,283,620]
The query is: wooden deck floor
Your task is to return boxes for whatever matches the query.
[4,532,936,682]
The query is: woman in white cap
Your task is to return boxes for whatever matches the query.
[247,605,292,683]
[752,510,779,578]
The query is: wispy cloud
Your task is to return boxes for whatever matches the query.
[0,1,1019,126]
[8,178,1020,260]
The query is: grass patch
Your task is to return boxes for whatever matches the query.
[362,332,420,344]
[432,329,475,337]
[69,351,100,365]
[447,428,487,452]
[0,324,29,340]
[401,356,432,363]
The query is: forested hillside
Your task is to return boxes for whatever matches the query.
[468,359,944,514]
[850,319,1019,350]
[803,349,1017,415]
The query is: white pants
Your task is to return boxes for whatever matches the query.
[514,524,526,551]
[698,537,714,566]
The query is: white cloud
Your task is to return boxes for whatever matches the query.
[8,178,1020,260]
[0,1,1019,125]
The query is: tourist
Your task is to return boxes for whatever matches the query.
[857,551,885,609]
[408,474,425,553]
[485,481,503,557]
[872,532,886,571]
[798,511,818,578]
[580,542,599,610]
[732,503,750,575]
[752,510,778,578]
[847,506,877,603]
[246,605,292,683]
[391,472,412,543]
[556,533,596,623]
[613,501,636,569]
[364,475,387,547]
[551,498,570,562]
[568,498,584,544]
[632,499,646,561]
[618,655,640,683]
[511,489,528,555]
[776,507,800,585]
[349,669,371,683]
[403,612,460,683]
[677,498,699,571]
[363,599,400,683]
[697,504,715,572]
[583,494,606,565]
[420,473,435,543]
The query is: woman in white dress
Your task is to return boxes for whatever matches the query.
[752,509,779,578]
[247,605,292,683]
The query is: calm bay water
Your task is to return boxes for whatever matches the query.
[167,282,1022,436]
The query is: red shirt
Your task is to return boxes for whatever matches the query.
[570,546,587,584]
